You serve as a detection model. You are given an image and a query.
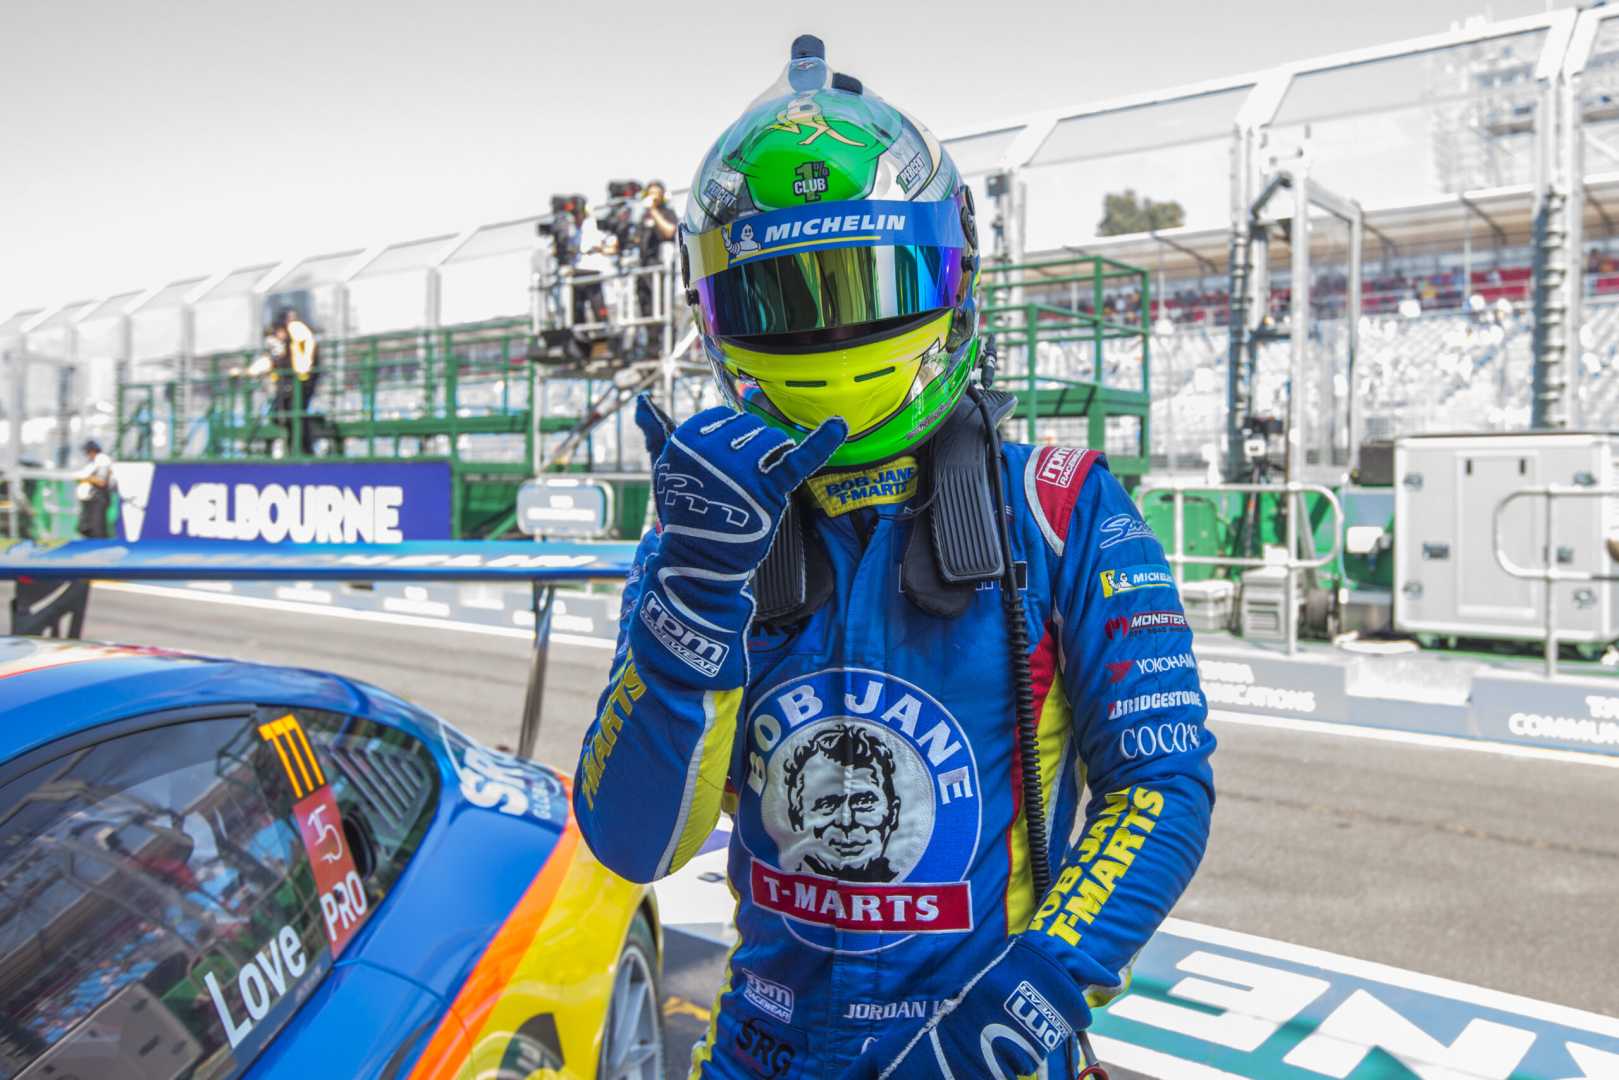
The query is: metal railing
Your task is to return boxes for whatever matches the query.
[1492,484,1619,677]
[1135,480,1345,655]
[0,465,81,540]
[980,256,1153,474]
[117,317,536,463]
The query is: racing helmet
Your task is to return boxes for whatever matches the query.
[679,36,981,468]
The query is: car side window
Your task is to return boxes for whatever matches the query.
[286,708,440,942]
[0,708,438,1080]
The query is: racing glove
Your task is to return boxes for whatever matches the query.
[636,394,845,579]
[846,937,1118,1079]
[631,396,845,682]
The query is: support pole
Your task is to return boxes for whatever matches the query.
[1225,127,1254,481]
[1346,209,1363,472]
[3,348,20,539]
[517,581,557,760]
[1532,77,1570,429]
[1285,170,1311,657]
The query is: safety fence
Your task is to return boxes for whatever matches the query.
[1493,483,1619,677]
[1136,480,1345,656]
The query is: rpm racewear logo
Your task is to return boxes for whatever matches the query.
[640,591,728,677]
[1099,563,1175,598]
[1004,980,1071,1052]
[656,461,756,531]
[739,668,981,953]
[1038,447,1085,487]
[740,969,795,1023]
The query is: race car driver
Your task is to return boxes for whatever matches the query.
[573,36,1215,1079]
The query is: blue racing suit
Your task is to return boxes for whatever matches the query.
[575,429,1215,1078]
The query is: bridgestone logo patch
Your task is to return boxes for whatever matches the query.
[640,592,727,677]
[1108,690,1204,720]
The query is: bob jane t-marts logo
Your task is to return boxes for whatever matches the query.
[805,457,918,517]
[740,668,981,952]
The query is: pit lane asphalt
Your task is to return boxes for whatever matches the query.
[12,584,1617,1074]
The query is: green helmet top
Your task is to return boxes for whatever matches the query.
[680,36,981,469]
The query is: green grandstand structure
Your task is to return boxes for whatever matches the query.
[92,253,1153,541]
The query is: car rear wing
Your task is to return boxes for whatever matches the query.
[0,538,639,758]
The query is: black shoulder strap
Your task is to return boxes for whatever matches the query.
[900,390,1016,617]
[752,494,834,629]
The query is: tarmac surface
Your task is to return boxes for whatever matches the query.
[15,582,1619,1075]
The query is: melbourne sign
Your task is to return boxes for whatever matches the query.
[112,461,452,545]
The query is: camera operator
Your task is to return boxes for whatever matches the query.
[636,179,679,320]
[572,201,612,325]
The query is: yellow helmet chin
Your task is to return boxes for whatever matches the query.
[715,312,952,437]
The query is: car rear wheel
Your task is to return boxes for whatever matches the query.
[600,912,663,1080]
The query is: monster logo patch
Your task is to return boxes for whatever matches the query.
[739,668,981,952]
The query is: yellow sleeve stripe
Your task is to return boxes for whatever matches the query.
[662,685,744,876]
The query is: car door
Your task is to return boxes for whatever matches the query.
[0,704,448,1080]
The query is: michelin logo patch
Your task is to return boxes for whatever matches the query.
[806,457,918,517]
[693,198,965,282]
[1099,563,1176,598]
[640,592,728,677]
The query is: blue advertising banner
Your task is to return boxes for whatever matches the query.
[110,461,453,544]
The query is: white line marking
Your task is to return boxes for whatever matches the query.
[1161,917,1619,1037]
[97,582,616,650]
[1209,708,1619,769]
[1089,1035,1249,1080]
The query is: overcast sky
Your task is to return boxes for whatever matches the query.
[0,0,1575,319]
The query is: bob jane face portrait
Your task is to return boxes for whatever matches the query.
[782,723,902,882]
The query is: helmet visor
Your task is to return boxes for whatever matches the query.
[688,198,967,339]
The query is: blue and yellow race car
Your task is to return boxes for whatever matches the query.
[0,542,661,1080]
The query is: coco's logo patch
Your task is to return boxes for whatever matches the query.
[739,668,981,953]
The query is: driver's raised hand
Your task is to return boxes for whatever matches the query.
[636,395,846,582]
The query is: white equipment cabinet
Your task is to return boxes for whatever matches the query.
[1394,433,1619,643]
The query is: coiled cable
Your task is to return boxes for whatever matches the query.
[968,384,1051,899]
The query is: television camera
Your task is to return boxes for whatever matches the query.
[594,179,646,259]
[536,193,588,263]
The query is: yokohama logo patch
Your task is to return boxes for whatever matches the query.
[1026,446,1101,555]
[751,860,971,932]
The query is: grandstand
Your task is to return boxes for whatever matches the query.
[8,6,1619,512]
